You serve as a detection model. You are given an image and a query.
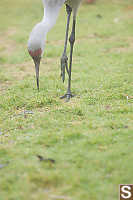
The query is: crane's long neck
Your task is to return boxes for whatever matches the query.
[42,2,63,33]
[28,1,65,55]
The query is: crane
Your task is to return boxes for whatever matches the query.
[28,0,82,101]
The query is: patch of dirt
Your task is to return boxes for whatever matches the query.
[47,39,64,46]
[0,28,17,55]
[0,56,59,92]
[0,81,12,92]
[125,6,133,11]
[108,37,133,53]
[6,28,17,37]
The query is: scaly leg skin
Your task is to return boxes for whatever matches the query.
[60,54,68,83]
[60,5,72,82]
[60,18,76,102]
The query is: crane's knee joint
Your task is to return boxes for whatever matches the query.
[66,4,72,15]
[61,53,68,63]
[69,33,75,45]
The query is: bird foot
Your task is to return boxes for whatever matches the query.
[60,93,75,102]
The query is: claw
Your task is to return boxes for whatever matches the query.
[60,93,75,102]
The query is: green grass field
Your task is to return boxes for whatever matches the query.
[0,0,133,199]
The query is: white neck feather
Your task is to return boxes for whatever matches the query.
[42,1,64,32]
[28,0,65,54]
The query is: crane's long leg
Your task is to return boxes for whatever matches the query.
[60,18,76,101]
[60,5,72,82]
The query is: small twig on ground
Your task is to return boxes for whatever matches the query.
[37,155,55,163]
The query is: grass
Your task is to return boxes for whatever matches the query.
[0,0,133,199]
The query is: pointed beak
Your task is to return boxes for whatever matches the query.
[33,56,41,91]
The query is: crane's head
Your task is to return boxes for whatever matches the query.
[28,22,47,90]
